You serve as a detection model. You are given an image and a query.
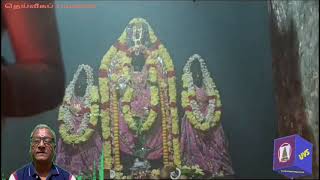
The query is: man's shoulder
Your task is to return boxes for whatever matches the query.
[10,163,32,179]
[53,164,74,178]
[53,164,70,174]
[11,163,74,179]
[14,163,32,174]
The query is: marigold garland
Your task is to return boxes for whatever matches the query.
[111,88,122,171]
[99,46,116,170]
[154,44,181,167]
[181,54,222,131]
[120,58,160,134]
[159,78,169,165]
[98,17,181,171]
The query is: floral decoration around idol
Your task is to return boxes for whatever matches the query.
[56,19,232,179]
[98,17,181,172]
[58,64,100,144]
[181,54,222,131]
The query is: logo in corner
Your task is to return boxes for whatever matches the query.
[278,143,292,163]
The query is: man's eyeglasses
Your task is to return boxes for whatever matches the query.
[31,137,54,146]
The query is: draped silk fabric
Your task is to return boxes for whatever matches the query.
[117,70,164,160]
[56,96,102,176]
[181,87,234,176]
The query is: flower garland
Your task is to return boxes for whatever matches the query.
[99,45,116,170]
[181,54,222,131]
[121,59,159,134]
[180,165,205,178]
[146,21,181,167]
[154,46,181,167]
[151,169,161,177]
[99,17,181,171]
[111,87,122,171]
[158,74,169,165]
[58,64,99,144]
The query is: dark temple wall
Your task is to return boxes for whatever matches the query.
[269,0,319,178]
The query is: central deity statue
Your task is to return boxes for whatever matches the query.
[98,18,181,172]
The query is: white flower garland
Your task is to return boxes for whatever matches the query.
[181,54,222,131]
[58,64,99,144]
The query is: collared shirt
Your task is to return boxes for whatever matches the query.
[9,163,76,180]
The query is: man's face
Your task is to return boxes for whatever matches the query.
[30,128,55,163]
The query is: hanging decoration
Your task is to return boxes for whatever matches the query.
[58,64,100,144]
[181,54,222,131]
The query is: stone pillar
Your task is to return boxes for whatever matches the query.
[268,0,319,178]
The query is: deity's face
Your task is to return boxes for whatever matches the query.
[191,61,203,87]
[132,72,147,87]
[30,128,55,164]
[133,24,143,45]
[75,70,87,97]
[136,73,144,84]
[70,100,82,115]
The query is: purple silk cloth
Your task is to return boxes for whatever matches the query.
[68,96,87,134]
[56,131,103,176]
[180,87,234,175]
[119,114,163,160]
[56,96,102,175]
[117,71,164,160]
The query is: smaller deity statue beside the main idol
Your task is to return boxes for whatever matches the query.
[56,64,102,177]
[180,54,235,178]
